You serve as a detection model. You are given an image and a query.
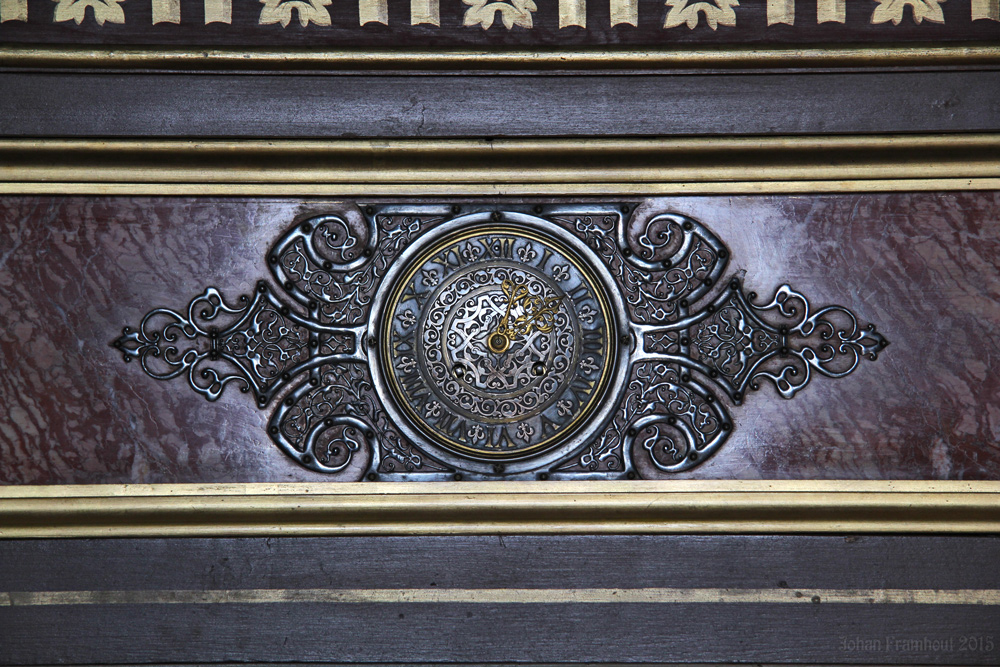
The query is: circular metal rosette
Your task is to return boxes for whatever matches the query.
[369,212,631,475]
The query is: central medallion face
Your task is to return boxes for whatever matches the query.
[380,222,617,461]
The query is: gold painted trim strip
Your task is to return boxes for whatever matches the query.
[2,481,999,537]
[4,587,1000,606]
[1,135,999,196]
[1,44,1000,71]
[3,179,999,196]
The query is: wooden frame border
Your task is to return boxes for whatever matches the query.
[3,482,1000,537]
[2,134,1000,196]
[2,44,1000,72]
[1,133,999,537]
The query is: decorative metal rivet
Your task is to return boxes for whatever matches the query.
[269,426,279,434]
[453,473,463,481]
[365,205,375,215]
[626,471,637,480]
[281,372,291,381]
[268,255,278,264]
[363,248,374,257]
[451,205,461,214]
[667,416,677,425]
[538,472,549,481]
[491,211,501,221]
[620,205,630,214]
[682,221,694,231]
[718,249,728,259]
[302,454,313,464]
[622,247,633,257]
[322,261,333,271]
[627,428,637,437]
[367,473,377,481]
[680,337,690,346]
[709,369,718,378]
[531,362,545,376]
[257,282,267,293]
[662,260,672,270]
[733,392,743,401]
[533,205,543,214]
[300,222,311,233]
[680,299,689,308]
[332,447,341,456]
[688,451,698,461]
[309,377,319,386]
[284,397,294,406]
[493,463,505,474]
[703,278,713,287]
[681,374,691,382]
[365,430,375,438]
[619,334,630,345]
[284,280,294,291]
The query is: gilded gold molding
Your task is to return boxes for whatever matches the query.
[2,481,999,538]
[2,44,1000,71]
[2,135,1000,196]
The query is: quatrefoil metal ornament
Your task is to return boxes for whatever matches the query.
[113,205,888,480]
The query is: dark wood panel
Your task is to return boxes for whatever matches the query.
[1,536,999,665]
[1,71,1000,138]
[2,193,999,483]
[3,603,998,664]
[4,535,1000,591]
[0,0,998,47]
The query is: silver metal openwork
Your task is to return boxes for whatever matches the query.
[113,205,889,480]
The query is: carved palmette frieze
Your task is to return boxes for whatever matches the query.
[113,205,888,480]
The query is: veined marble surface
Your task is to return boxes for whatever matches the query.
[0,194,997,483]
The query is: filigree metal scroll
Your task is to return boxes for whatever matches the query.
[113,205,888,480]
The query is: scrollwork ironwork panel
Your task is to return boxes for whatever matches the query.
[113,205,888,480]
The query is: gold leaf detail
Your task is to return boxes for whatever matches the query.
[51,0,125,25]
[258,0,332,27]
[663,0,739,29]
[462,0,537,29]
[870,0,946,24]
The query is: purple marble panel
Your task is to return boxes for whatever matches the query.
[0,194,997,483]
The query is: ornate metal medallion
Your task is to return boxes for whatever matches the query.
[113,205,889,480]
[374,219,625,472]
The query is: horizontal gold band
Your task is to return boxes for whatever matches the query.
[5,586,1000,606]
[2,135,999,195]
[2,481,999,537]
[2,44,1000,71]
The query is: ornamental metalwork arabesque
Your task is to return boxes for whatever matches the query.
[112,205,889,480]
